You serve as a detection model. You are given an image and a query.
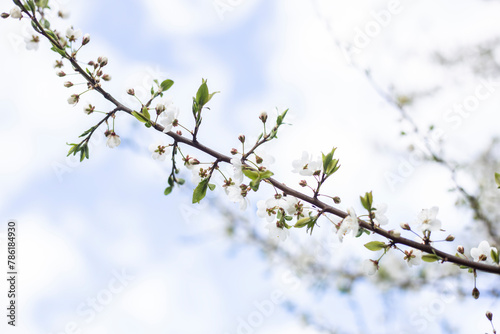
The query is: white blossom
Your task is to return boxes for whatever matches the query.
[362,259,378,276]
[253,149,275,169]
[159,104,179,133]
[67,94,79,105]
[292,151,322,176]
[257,199,276,222]
[265,221,289,241]
[149,141,170,161]
[66,26,82,42]
[337,207,359,241]
[374,203,388,226]
[10,7,22,19]
[25,35,39,50]
[471,241,497,263]
[415,206,441,232]
[405,249,422,267]
[226,185,248,211]
[230,157,244,185]
[106,132,121,148]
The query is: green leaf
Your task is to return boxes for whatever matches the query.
[208,183,216,191]
[141,106,151,121]
[51,45,67,57]
[196,79,209,107]
[177,178,185,185]
[242,168,260,181]
[491,248,499,264]
[27,0,36,13]
[35,0,49,8]
[192,178,209,204]
[360,191,373,211]
[294,217,313,228]
[421,254,441,262]
[495,172,500,189]
[132,111,149,123]
[259,170,274,180]
[364,241,386,251]
[160,79,174,92]
[164,186,173,196]
[79,126,96,138]
[194,79,219,110]
[249,179,261,191]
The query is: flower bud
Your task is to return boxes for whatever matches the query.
[155,103,166,115]
[445,234,455,242]
[67,94,79,105]
[388,229,401,238]
[472,287,480,299]
[259,111,268,123]
[9,7,22,19]
[97,56,108,66]
[486,311,493,321]
[102,74,111,81]
[57,71,66,77]
[333,196,341,204]
[82,34,90,45]
[255,155,263,164]
[127,88,135,96]
[64,81,73,88]
[84,104,95,115]
[230,148,238,155]
[238,134,245,143]
[400,223,411,231]
[1,13,10,19]
[97,69,103,77]
[88,60,95,67]
[299,180,307,187]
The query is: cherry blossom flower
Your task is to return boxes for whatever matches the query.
[149,141,170,161]
[67,94,79,105]
[253,149,275,169]
[159,104,179,133]
[471,241,498,263]
[25,35,39,50]
[257,199,277,222]
[226,185,248,211]
[292,151,321,176]
[337,207,359,241]
[373,203,388,225]
[10,7,21,19]
[106,132,120,148]
[265,221,289,241]
[230,157,244,185]
[184,156,199,170]
[66,26,82,42]
[415,206,441,232]
[405,249,422,267]
[362,259,379,275]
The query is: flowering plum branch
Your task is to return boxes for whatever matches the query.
[4,0,500,306]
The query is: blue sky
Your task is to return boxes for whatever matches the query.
[2,0,500,333]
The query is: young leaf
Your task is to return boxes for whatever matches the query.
[294,217,313,228]
[242,168,260,181]
[364,241,386,251]
[164,186,173,196]
[160,79,174,92]
[132,111,149,123]
[495,172,500,189]
[421,254,441,262]
[192,178,209,204]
